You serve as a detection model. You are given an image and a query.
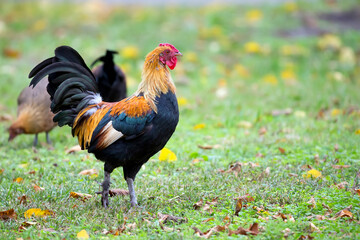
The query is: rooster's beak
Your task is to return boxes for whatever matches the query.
[175,51,183,57]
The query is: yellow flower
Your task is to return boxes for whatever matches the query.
[234,64,250,78]
[32,19,47,32]
[184,51,198,63]
[262,74,278,85]
[281,69,296,80]
[355,129,360,135]
[283,2,298,12]
[193,123,206,130]
[303,169,322,179]
[77,230,90,240]
[317,34,342,50]
[159,148,177,162]
[238,121,253,129]
[245,9,263,23]
[121,46,139,59]
[244,42,261,54]
[331,109,342,117]
[177,97,188,107]
[339,47,355,65]
[24,208,54,218]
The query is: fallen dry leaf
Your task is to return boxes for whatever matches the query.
[202,218,214,223]
[3,48,21,58]
[289,173,298,177]
[300,164,313,170]
[70,192,93,201]
[234,198,242,216]
[264,167,271,176]
[322,203,333,214]
[332,165,351,169]
[335,181,348,189]
[21,221,37,227]
[258,127,267,135]
[78,168,98,176]
[333,205,353,219]
[307,196,316,209]
[273,213,295,222]
[158,213,187,224]
[13,177,23,183]
[24,208,54,218]
[218,162,242,177]
[0,169,4,174]
[65,145,82,154]
[33,184,44,192]
[18,195,27,205]
[193,225,226,238]
[355,189,360,196]
[193,199,203,210]
[255,152,264,158]
[282,228,293,238]
[0,114,12,122]
[249,162,260,168]
[109,189,129,197]
[27,170,36,175]
[228,222,259,236]
[198,144,220,150]
[278,147,286,154]
[0,209,17,220]
[309,222,320,233]
[272,108,292,116]
[299,235,314,240]
[315,215,326,220]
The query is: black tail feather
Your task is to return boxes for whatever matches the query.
[28,46,100,127]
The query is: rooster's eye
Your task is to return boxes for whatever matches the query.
[166,50,170,54]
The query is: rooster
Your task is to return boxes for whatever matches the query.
[8,77,57,146]
[91,50,127,102]
[29,43,181,208]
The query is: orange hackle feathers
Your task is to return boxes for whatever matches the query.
[136,45,176,112]
[110,96,152,117]
[73,103,112,149]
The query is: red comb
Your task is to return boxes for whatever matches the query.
[159,43,178,52]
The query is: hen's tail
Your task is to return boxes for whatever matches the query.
[29,46,100,127]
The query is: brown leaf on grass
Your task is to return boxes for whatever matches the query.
[335,181,348,189]
[332,165,351,169]
[299,235,314,240]
[198,144,220,150]
[78,168,98,176]
[109,189,129,197]
[228,222,259,236]
[202,218,214,223]
[193,225,226,238]
[69,192,92,201]
[218,163,242,176]
[0,209,17,220]
[22,221,37,227]
[33,184,44,192]
[322,203,333,214]
[65,144,82,154]
[0,169,4,174]
[273,213,295,222]
[255,152,264,158]
[355,189,360,196]
[159,222,174,232]
[300,164,313,170]
[282,228,293,238]
[27,170,36,175]
[18,195,27,205]
[264,167,271,176]
[307,196,316,209]
[158,213,187,224]
[238,193,255,202]
[249,162,260,168]
[13,177,23,183]
[315,215,326,220]
[3,48,21,58]
[258,127,267,135]
[272,108,293,116]
[289,173,298,177]
[309,222,320,233]
[193,199,203,210]
[0,114,12,122]
[333,205,353,219]
[103,222,126,236]
[234,198,242,216]
[278,147,286,154]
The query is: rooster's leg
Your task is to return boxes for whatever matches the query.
[46,132,52,144]
[126,177,138,207]
[101,171,111,208]
[33,134,38,147]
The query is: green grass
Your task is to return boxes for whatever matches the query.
[1,0,360,239]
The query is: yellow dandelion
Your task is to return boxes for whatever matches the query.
[177,97,188,107]
[284,2,298,12]
[355,129,360,135]
[234,64,250,78]
[245,9,263,23]
[281,69,296,80]
[317,34,342,50]
[331,109,342,117]
[262,74,278,85]
[193,123,206,130]
[121,46,139,59]
[244,42,261,54]
[303,169,322,179]
[159,148,177,162]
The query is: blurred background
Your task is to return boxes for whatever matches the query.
[1,0,360,147]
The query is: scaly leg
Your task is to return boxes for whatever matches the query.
[33,134,38,147]
[126,177,138,207]
[46,132,52,144]
[101,171,111,208]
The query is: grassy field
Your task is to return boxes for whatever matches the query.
[1,0,360,239]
